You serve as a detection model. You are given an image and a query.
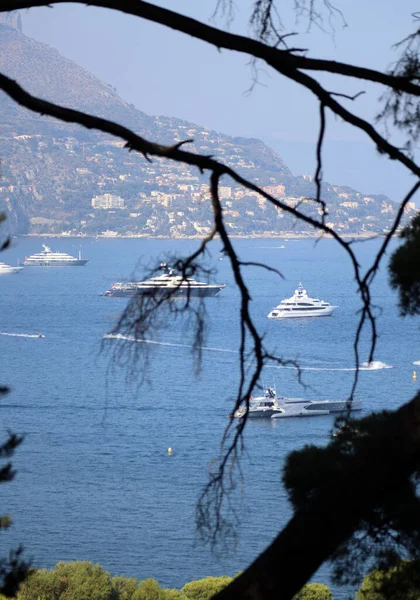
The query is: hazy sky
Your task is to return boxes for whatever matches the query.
[19,1,420,200]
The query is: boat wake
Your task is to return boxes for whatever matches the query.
[360,361,392,370]
[268,360,392,371]
[103,333,237,354]
[413,360,420,366]
[104,335,394,371]
[0,332,45,339]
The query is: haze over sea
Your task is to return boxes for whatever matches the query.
[0,236,417,598]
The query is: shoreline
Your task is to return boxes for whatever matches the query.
[16,232,391,240]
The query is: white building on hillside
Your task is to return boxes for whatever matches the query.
[91,193,125,209]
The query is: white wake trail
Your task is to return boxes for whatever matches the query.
[103,333,237,354]
[269,360,392,372]
[104,335,393,369]
[0,332,45,339]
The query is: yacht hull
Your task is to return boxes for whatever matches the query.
[103,262,226,298]
[0,267,24,274]
[272,399,362,418]
[234,408,284,419]
[268,306,337,318]
[104,286,224,298]
[24,260,88,266]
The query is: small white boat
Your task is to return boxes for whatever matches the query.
[234,386,362,419]
[0,261,24,274]
[267,282,337,319]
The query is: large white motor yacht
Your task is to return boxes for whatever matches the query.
[234,386,362,419]
[24,245,88,266]
[0,262,24,274]
[267,282,337,318]
[103,263,226,298]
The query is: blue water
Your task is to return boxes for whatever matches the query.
[0,236,418,598]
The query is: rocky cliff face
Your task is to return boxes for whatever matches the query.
[0,11,22,32]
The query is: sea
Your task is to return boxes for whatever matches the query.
[0,235,418,599]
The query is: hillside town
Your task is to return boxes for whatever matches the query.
[1,133,416,238]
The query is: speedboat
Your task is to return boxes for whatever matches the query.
[234,386,362,419]
[267,282,337,318]
[24,245,88,266]
[102,263,226,298]
[0,262,23,274]
[233,387,285,419]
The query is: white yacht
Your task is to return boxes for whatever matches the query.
[24,245,88,266]
[233,387,285,419]
[234,386,362,419]
[103,263,226,298]
[267,283,337,318]
[0,262,24,274]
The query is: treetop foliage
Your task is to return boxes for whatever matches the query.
[389,214,420,316]
[293,583,333,600]
[356,560,420,600]
[283,408,420,585]
[180,576,233,600]
[3,562,333,600]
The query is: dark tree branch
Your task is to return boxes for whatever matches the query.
[197,172,267,544]
[364,181,420,288]
[314,102,326,219]
[265,66,420,180]
[349,180,420,398]
[1,0,420,97]
[238,262,284,278]
[329,90,366,101]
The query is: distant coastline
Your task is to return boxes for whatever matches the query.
[16,231,390,240]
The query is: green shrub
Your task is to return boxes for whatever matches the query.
[180,576,233,600]
[19,562,117,600]
[133,579,180,600]
[111,576,138,600]
[357,561,420,600]
[294,583,333,600]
